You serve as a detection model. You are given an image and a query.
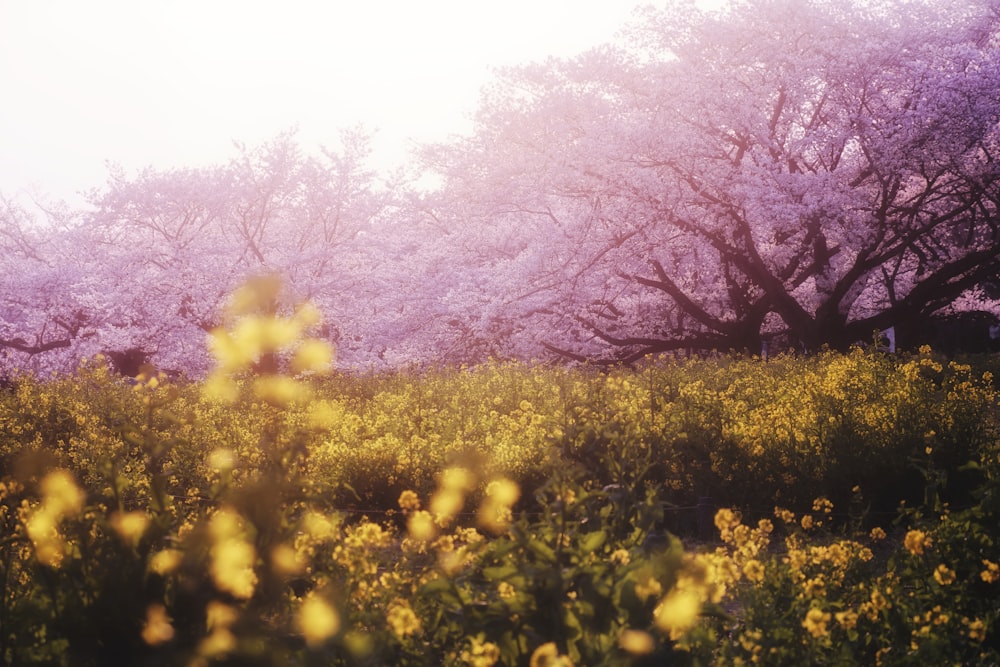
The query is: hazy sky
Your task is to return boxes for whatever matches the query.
[0,1,654,207]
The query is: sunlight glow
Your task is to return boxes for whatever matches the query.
[0,0,655,204]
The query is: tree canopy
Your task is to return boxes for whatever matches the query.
[2,0,999,375]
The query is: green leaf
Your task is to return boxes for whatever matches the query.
[482,564,520,581]
[578,530,607,553]
[528,538,557,563]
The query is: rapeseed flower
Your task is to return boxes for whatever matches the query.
[610,548,631,566]
[387,599,421,637]
[207,448,235,472]
[904,529,932,555]
[966,618,986,642]
[149,549,183,575]
[802,607,831,638]
[110,510,150,547]
[206,601,239,630]
[742,559,765,584]
[654,588,701,640]
[478,478,520,534]
[618,629,655,655]
[497,581,515,599]
[835,609,858,631]
[980,559,999,583]
[141,604,175,645]
[529,642,573,667]
[208,509,258,599]
[291,339,334,374]
[407,510,436,541]
[270,543,304,576]
[933,564,956,586]
[297,593,341,647]
[460,635,501,667]
[398,490,421,511]
[40,470,85,517]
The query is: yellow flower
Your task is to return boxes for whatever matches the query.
[202,371,240,403]
[141,603,175,645]
[714,508,740,533]
[149,549,183,575]
[198,628,236,657]
[297,593,341,647]
[835,609,859,631]
[205,601,239,630]
[497,581,516,599]
[398,490,421,511]
[441,467,476,492]
[654,588,701,640]
[742,559,765,584]
[228,273,283,316]
[485,478,520,506]
[870,526,887,540]
[904,529,932,555]
[387,600,421,638]
[812,497,834,514]
[301,511,339,541]
[802,577,825,599]
[933,564,955,586]
[618,629,655,655]
[461,636,501,667]
[967,617,986,642]
[774,507,796,524]
[207,448,236,472]
[271,543,304,576]
[253,375,308,406]
[529,642,573,667]
[800,515,815,530]
[430,488,464,525]
[26,510,66,568]
[291,339,334,374]
[110,510,150,547]
[802,607,831,638]
[40,470,85,518]
[407,510,437,541]
[980,559,999,583]
[478,478,521,534]
[610,548,631,566]
[207,328,255,372]
[208,509,258,599]
[634,574,663,601]
[235,316,300,354]
[211,539,258,599]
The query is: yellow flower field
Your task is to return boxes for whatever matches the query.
[0,284,998,664]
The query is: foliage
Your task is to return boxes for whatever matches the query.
[1,281,999,664]
[3,0,1000,374]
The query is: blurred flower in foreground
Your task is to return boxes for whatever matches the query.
[529,641,573,667]
[297,593,341,647]
[478,477,520,534]
[141,603,175,645]
[203,274,334,406]
[654,588,701,640]
[208,508,258,599]
[26,469,86,568]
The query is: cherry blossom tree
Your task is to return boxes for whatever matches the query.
[4,0,1000,373]
[0,195,95,374]
[0,130,394,376]
[417,0,1000,361]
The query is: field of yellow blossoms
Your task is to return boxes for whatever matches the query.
[1,280,998,665]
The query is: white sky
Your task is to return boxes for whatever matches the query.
[0,0,654,207]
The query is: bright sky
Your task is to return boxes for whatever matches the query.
[0,0,654,207]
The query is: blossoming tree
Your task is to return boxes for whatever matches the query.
[417,0,1000,361]
[2,0,999,373]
